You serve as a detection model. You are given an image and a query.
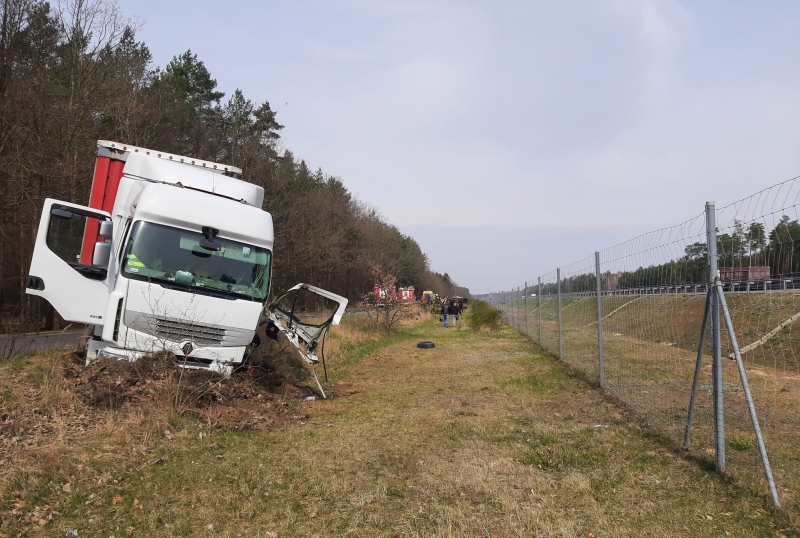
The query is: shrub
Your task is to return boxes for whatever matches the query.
[361,265,417,332]
[466,300,502,332]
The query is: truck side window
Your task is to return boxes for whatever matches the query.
[46,207,106,267]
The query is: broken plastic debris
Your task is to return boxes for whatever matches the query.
[65,531,79,537]
[592,424,610,428]
[304,396,316,401]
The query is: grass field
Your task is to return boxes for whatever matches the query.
[503,292,800,520]
[0,311,796,537]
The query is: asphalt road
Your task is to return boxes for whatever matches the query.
[0,329,83,356]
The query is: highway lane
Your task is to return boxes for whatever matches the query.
[0,329,83,356]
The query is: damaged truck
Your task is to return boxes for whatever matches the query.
[26,141,346,394]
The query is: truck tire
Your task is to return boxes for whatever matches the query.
[416,341,435,349]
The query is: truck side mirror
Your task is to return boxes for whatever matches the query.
[98,220,113,239]
[92,241,111,267]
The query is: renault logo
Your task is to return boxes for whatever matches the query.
[181,342,194,357]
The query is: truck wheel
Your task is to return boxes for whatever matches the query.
[417,341,435,349]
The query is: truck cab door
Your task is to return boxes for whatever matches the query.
[26,199,112,325]
[266,283,348,366]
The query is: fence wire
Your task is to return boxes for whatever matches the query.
[486,177,800,513]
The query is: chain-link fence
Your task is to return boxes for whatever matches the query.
[483,176,800,512]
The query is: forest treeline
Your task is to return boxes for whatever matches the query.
[0,0,468,331]
[520,217,797,296]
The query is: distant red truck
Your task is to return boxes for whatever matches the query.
[719,266,770,281]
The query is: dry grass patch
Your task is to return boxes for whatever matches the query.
[0,343,324,534]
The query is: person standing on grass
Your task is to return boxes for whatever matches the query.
[449,299,462,328]
[443,297,450,327]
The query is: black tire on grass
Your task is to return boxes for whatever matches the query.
[417,341,435,349]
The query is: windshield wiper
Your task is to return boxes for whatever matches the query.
[224,289,257,302]
[147,277,233,300]
[141,273,255,301]
[192,281,260,302]
[186,285,235,300]
[198,286,258,302]
[146,275,189,291]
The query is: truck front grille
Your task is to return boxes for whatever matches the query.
[154,318,226,346]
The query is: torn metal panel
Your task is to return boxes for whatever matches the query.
[267,283,348,366]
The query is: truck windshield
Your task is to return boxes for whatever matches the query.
[122,221,271,301]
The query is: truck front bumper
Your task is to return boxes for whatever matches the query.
[95,328,248,376]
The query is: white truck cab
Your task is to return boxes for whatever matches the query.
[26,141,347,385]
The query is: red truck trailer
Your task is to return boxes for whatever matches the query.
[719,266,771,281]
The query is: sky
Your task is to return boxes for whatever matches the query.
[114,0,800,294]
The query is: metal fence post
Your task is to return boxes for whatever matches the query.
[524,282,529,336]
[595,251,604,387]
[557,267,563,360]
[508,288,514,327]
[706,201,726,473]
[513,287,518,329]
[512,288,516,329]
[538,277,542,345]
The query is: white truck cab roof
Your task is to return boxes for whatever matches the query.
[134,183,273,249]
[123,154,264,208]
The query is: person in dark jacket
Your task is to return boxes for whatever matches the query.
[448,300,461,328]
